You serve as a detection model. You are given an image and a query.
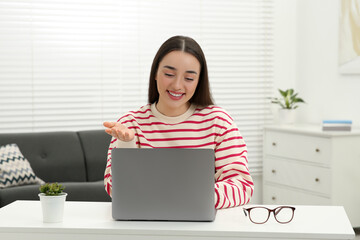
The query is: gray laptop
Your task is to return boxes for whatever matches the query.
[111,148,216,221]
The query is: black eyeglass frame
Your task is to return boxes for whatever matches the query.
[243,206,296,224]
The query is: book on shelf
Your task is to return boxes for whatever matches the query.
[322,120,352,131]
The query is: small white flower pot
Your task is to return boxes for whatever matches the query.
[278,109,296,124]
[39,193,67,223]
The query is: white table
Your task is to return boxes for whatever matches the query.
[0,201,355,240]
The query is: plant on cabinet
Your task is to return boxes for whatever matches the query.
[270,88,305,124]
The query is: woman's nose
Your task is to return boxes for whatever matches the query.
[172,76,182,90]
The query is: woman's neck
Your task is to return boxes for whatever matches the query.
[155,102,191,117]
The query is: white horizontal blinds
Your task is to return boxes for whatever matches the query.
[0,0,122,132]
[0,0,273,173]
[201,0,274,174]
[0,1,32,131]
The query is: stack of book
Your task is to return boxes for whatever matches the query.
[322,120,352,131]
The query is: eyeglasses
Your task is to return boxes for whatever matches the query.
[243,206,296,224]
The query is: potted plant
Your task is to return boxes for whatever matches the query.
[270,88,305,124]
[38,182,67,223]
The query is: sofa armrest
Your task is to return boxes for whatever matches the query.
[77,130,111,182]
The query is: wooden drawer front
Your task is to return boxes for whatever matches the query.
[263,184,331,205]
[263,157,331,196]
[264,131,331,165]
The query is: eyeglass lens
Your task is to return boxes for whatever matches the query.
[248,207,294,224]
[275,207,294,223]
[248,207,269,224]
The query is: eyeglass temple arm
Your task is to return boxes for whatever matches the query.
[243,208,248,217]
[274,206,295,216]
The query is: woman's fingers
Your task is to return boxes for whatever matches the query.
[103,121,116,128]
[103,121,134,142]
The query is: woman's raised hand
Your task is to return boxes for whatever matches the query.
[103,122,135,142]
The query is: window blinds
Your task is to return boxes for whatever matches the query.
[0,0,273,174]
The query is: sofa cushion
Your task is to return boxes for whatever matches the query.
[0,183,41,207]
[0,180,111,208]
[0,143,44,188]
[77,130,111,181]
[58,181,111,202]
[0,132,87,182]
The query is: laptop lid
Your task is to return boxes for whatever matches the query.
[111,148,216,221]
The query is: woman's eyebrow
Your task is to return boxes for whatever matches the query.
[164,65,176,70]
[186,70,198,75]
[163,65,198,75]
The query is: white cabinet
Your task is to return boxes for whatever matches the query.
[263,124,360,227]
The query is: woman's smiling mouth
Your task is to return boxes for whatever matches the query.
[167,90,184,100]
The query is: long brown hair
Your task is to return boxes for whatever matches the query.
[148,36,214,106]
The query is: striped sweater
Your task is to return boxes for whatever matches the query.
[104,103,254,209]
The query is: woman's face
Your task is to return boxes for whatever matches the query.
[155,51,200,117]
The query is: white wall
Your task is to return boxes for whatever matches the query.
[273,0,360,127]
[271,0,298,123]
[273,0,298,90]
[295,0,360,128]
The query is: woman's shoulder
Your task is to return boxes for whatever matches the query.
[194,105,234,123]
[116,104,152,123]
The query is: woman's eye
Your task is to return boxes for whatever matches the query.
[185,77,194,81]
[165,73,174,77]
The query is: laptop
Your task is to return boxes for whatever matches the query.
[111,148,216,221]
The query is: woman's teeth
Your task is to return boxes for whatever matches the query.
[169,91,183,97]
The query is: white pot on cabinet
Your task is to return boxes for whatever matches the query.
[278,109,296,124]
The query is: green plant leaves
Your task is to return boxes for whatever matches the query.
[271,88,305,109]
[39,182,65,196]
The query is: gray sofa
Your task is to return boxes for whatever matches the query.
[0,130,112,208]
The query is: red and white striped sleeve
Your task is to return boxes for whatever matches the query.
[214,118,254,209]
[104,115,137,197]
[104,136,116,197]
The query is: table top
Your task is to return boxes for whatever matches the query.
[0,201,355,240]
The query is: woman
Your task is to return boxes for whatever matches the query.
[103,36,253,209]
